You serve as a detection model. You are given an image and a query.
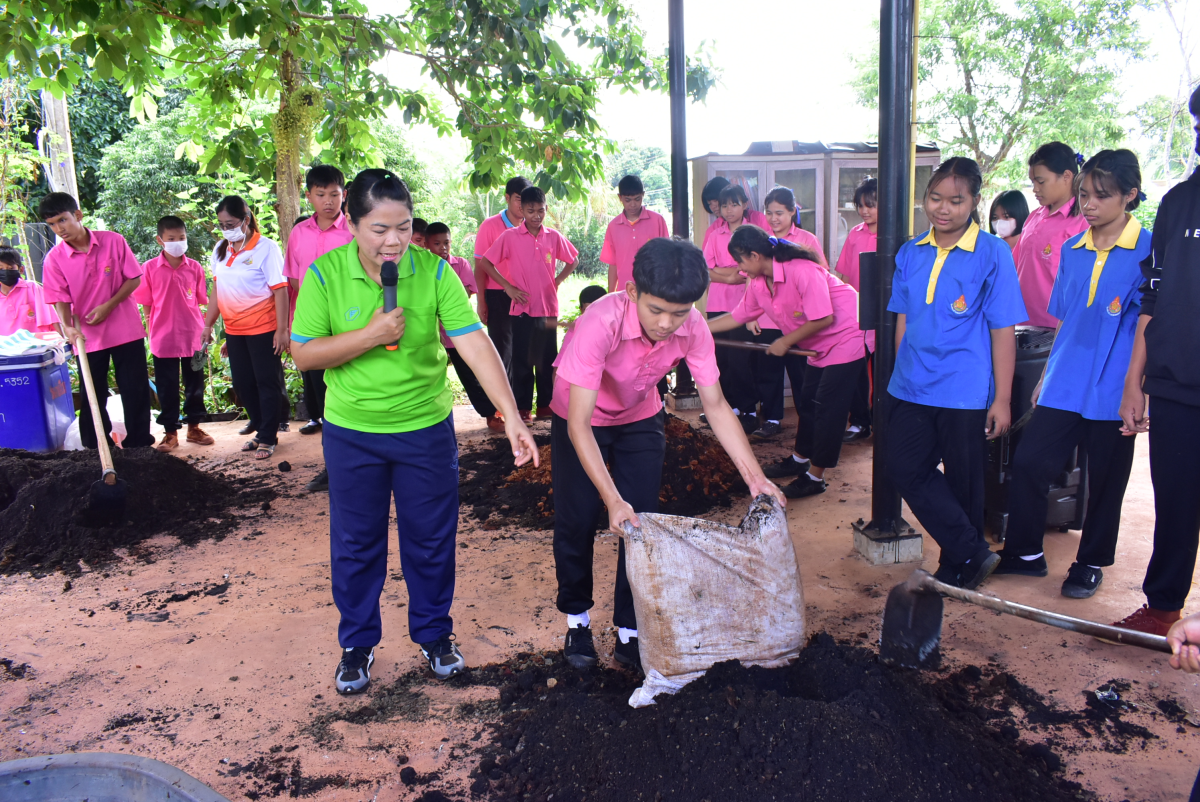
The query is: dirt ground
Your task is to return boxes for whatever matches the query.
[1,404,1197,801]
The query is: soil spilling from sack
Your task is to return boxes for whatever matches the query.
[0,448,275,576]
[458,415,747,530]
[457,634,1174,802]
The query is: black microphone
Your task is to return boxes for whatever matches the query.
[381,260,399,351]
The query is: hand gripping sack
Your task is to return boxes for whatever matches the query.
[618,495,805,707]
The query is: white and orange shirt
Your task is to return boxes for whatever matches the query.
[210,232,287,336]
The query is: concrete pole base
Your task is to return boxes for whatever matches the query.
[853,517,924,565]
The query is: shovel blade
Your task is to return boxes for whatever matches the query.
[84,476,129,527]
[880,575,944,669]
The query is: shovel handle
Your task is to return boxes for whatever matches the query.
[714,340,816,358]
[74,336,117,484]
[918,572,1171,653]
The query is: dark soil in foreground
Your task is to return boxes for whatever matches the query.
[458,415,748,530]
[0,448,275,576]
[451,634,1175,802]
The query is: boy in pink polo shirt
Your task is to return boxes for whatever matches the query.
[132,216,215,452]
[479,186,578,422]
[601,175,670,293]
[39,192,155,450]
[835,176,879,443]
[0,247,60,336]
[473,176,532,376]
[549,237,785,672]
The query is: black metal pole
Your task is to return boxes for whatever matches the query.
[861,0,914,537]
[667,0,689,238]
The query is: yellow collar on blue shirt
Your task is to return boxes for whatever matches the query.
[1071,215,1142,252]
[916,220,981,252]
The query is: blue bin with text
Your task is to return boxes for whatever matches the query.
[0,348,75,451]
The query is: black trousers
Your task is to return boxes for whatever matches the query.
[849,348,873,429]
[77,338,154,450]
[510,314,556,411]
[226,331,283,446]
[754,327,786,421]
[302,369,326,422]
[1143,396,1200,611]
[792,357,863,469]
[447,347,497,419]
[886,395,988,565]
[1004,406,1135,566]
[709,311,755,414]
[485,289,513,372]
[551,410,665,630]
[153,355,207,432]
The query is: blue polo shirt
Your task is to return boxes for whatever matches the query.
[1039,216,1150,420]
[888,222,1027,409]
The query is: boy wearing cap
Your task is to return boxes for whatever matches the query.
[550,237,784,671]
[602,175,670,294]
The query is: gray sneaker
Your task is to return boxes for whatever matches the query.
[420,634,466,679]
[335,646,374,695]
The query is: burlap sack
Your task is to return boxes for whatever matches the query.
[617,495,805,707]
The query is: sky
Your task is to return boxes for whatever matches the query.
[386,0,1196,176]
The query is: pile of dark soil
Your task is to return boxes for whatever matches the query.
[458,415,747,530]
[0,448,275,575]
[460,634,1174,802]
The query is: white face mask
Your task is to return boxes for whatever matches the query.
[222,226,246,243]
[163,240,189,257]
[993,219,1016,239]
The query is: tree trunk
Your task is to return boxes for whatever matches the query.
[38,90,79,199]
[275,50,302,248]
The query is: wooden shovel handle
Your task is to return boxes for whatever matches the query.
[917,571,1171,653]
[74,337,117,485]
[713,340,816,358]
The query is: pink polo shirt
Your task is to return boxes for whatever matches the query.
[132,253,209,358]
[600,208,671,289]
[483,223,578,318]
[474,210,519,292]
[779,224,829,268]
[441,255,478,349]
[284,213,354,284]
[701,210,769,251]
[835,223,877,292]
[1014,200,1088,327]
[701,220,746,313]
[731,258,863,369]
[0,279,58,336]
[41,229,145,353]
[550,291,720,426]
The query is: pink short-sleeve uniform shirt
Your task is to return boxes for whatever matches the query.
[41,229,145,352]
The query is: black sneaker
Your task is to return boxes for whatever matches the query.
[843,425,871,443]
[563,625,598,668]
[739,413,759,434]
[763,455,809,479]
[306,469,329,493]
[782,473,826,499]
[935,549,1001,590]
[992,550,1049,577]
[698,413,710,428]
[238,422,257,436]
[335,646,374,694]
[614,636,642,672]
[420,633,466,678]
[751,420,783,440]
[299,420,322,435]
[1061,563,1103,599]
[278,422,290,432]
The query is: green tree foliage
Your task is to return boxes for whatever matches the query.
[3,0,717,243]
[1135,94,1198,182]
[852,0,1145,188]
[607,141,672,211]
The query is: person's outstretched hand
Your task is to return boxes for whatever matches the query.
[1167,613,1200,673]
[748,476,787,509]
[506,417,539,468]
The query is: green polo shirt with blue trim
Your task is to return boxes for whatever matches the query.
[291,242,482,433]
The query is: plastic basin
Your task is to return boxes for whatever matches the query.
[0,752,231,802]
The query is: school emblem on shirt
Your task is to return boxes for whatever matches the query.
[951,295,968,314]
[544,253,552,264]
[103,264,112,274]
[1041,244,1052,256]
[185,288,193,299]
[1106,296,1122,316]
[345,307,361,322]
[793,310,803,318]
[26,308,34,318]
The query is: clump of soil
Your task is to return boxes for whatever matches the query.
[0,448,275,576]
[458,415,747,530]
[462,634,1159,802]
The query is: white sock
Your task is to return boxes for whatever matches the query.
[618,627,638,644]
[1088,565,1102,570]
[1020,553,1043,561]
[747,411,757,417]
[767,419,780,425]
[730,408,740,417]
[807,471,823,482]
[567,611,590,629]
[791,454,807,464]
[846,425,861,434]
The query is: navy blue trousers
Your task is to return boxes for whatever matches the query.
[324,416,459,647]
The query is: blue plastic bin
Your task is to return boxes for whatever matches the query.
[0,347,76,451]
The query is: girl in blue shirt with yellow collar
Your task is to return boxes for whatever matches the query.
[886,157,1027,590]
[994,150,1151,599]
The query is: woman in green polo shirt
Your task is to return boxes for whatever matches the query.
[292,169,537,693]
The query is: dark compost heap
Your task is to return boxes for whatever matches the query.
[458,415,747,530]
[452,634,1172,802]
[0,448,275,575]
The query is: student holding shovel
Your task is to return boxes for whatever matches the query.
[550,236,784,672]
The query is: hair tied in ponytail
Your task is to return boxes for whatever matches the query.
[1137,190,1148,202]
[1075,153,1085,166]
[767,236,779,246]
